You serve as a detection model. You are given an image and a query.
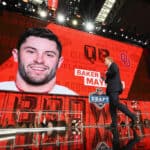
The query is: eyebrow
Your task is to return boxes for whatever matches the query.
[23,46,58,55]
[24,46,36,50]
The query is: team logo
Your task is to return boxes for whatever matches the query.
[89,93,109,109]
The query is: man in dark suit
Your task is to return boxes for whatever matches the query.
[104,56,137,128]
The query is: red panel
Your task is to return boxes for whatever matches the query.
[0,23,143,97]
[48,0,58,10]
[46,23,143,97]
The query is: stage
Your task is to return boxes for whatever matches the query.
[0,123,149,149]
[0,91,150,149]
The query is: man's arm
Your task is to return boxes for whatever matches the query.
[106,63,118,79]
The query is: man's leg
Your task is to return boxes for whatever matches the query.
[109,93,117,127]
[117,103,136,120]
[111,92,137,125]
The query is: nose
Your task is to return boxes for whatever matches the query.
[35,53,44,64]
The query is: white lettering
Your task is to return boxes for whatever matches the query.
[74,68,100,78]
[84,77,106,87]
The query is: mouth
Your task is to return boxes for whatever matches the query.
[29,65,48,72]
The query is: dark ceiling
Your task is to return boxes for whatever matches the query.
[58,0,150,48]
[111,0,150,35]
[1,0,150,48]
[79,0,150,36]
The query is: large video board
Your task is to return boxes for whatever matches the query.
[0,23,143,97]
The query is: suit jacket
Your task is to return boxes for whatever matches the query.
[105,62,122,94]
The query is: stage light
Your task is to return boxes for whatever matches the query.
[144,40,148,45]
[38,9,48,18]
[138,40,142,43]
[66,17,70,21]
[17,2,22,7]
[102,29,106,32]
[31,0,44,5]
[108,30,112,33]
[57,13,65,23]
[95,0,116,22]
[32,8,36,12]
[84,22,95,31]
[1,1,7,6]
[95,26,101,31]
[121,34,124,37]
[120,28,124,32]
[72,19,78,26]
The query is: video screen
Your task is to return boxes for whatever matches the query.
[0,23,143,97]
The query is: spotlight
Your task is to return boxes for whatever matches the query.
[38,9,48,18]
[49,12,52,16]
[102,29,106,32]
[1,1,7,6]
[120,28,124,32]
[138,40,142,43]
[95,26,101,31]
[32,8,36,12]
[57,13,65,23]
[72,19,78,26]
[31,0,43,5]
[121,34,124,37]
[144,40,149,45]
[84,22,95,32]
[66,17,70,21]
[108,30,112,33]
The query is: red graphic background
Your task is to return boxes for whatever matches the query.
[0,23,143,97]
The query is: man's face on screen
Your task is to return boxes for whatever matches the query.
[16,36,63,85]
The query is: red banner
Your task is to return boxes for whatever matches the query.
[48,0,58,10]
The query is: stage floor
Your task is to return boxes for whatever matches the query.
[0,123,149,150]
[0,92,150,149]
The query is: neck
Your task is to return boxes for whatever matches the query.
[107,61,112,68]
[15,72,56,93]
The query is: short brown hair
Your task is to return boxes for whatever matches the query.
[105,56,114,62]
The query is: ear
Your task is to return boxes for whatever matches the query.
[12,48,19,62]
[58,56,64,68]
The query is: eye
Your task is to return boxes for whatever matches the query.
[46,53,55,57]
[46,52,56,57]
[26,50,35,54]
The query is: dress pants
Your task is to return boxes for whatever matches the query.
[108,92,135,125]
